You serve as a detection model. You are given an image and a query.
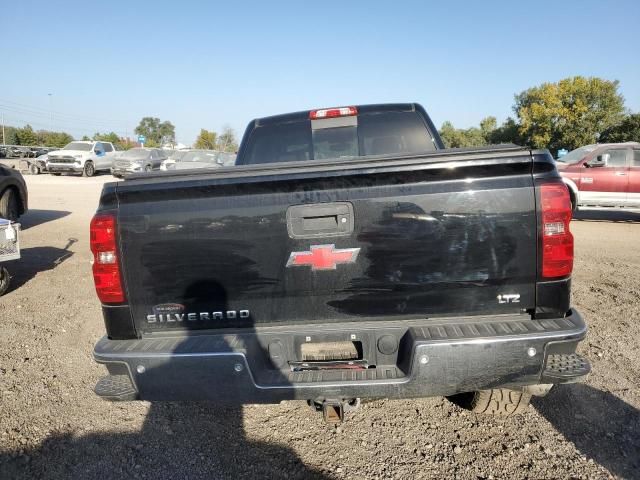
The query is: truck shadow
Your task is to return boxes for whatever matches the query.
[572,209,640,223]
[0,278,329,479]
[3,242,76,293]
[534,383,640,479]
[0,402,329,479]
[19,209,71,229]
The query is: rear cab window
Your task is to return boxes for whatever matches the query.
[242,108,438,165]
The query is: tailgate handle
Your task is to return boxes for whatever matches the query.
[287,202,354,238]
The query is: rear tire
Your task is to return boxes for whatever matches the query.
[144,165,152,172]
[82,161,95,177]
[447,388,532,416]
[0,266,9,296]
[569,190,577,213]
[29,163,40,175]
[0,188,19,222]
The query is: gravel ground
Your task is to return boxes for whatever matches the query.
[1,173,639,479]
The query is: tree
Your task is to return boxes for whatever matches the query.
[15,125,38,146]
[44,132,73,148]
[93,131,131,150]
[438,121,486,148]
[599,114,640,143]
[515,76,625,152]
[194,129,217,149]
[94,131,120,145]
[158,121,175,146]
[479,116,497,143]
[439,116,524,148]
[489,117,522,145]
[134,117,175,147]
[217,126,238,152]
[118,138,135,150]
[2,126,19,145]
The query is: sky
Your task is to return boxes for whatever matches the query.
[2,0,639,145]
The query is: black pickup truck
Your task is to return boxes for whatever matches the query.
[91,103,589,422]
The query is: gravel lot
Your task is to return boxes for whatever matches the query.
[1,173,639,479]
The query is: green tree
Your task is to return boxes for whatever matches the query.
[515,76,625,152]
[134,117,176,147]
[119,138,135,150]
[2,126,19,145]
[599,114,640,143]
[158,121,175,145]
[93,131,131,150]
[94,131,120,145]
[479,116,497,143]
[438,121,486,148]
[81,135,91,141]
[489,117,522,145]
[15,125,38,146]
[194,129,217,149]
[45,132,74,148]
[217,126,238,152]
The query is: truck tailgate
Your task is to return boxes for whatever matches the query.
[115,148,537,333]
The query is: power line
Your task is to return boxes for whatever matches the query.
[0,98,129,125]
[2,114,128,138]
[0,103,130,136]
[0,104,128,131]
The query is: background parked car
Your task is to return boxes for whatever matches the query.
[47,141,117,177]
[167,150,223,171]
[30,147,49,158]
[557,142,640,210]
[111,148,167,177]
[0,163,28,221]
[8,146,31,158]
[160,149,189,170]
[31,153,50,175]
[217,151,237,167]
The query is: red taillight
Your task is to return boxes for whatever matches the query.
[540,183,574,278]
[90,213,125,303]
[309,106,357,120]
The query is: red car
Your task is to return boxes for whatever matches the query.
[557,142,640,210]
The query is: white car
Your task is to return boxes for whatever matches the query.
[47,141,117,177]
[163,150,223,171]
[160,150,189,171]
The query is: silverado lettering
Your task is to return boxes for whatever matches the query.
[146,310,250,323]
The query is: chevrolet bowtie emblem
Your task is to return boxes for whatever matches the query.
[286,244,360,271]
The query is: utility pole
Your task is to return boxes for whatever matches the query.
[48,93,53,131]
[1,112,5,145]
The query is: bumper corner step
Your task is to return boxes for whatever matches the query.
[95,375,138,401]
[541,353,591,383]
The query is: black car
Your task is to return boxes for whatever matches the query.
[8,146,31,158]
[31,147,49,158]
[0,163,28,221]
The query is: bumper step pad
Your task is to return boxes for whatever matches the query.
[541,353,591,383]
[95,375,138,401]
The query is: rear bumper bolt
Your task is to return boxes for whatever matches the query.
[420,355,429,365]
[136,365,146,374]
[527,347,537,357]
[234,363,244,372]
